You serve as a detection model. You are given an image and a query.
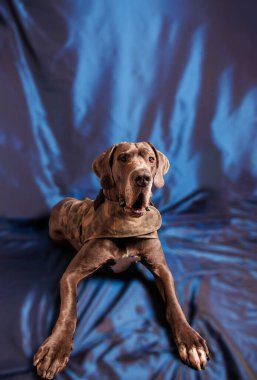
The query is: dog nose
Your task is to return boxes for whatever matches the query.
[134,172,151,187]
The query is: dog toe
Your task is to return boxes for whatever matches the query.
[188,347,201,370]
[178,343,188,363]
[45,369,54,379]
[33,346,49,367]
[197,347,207,369]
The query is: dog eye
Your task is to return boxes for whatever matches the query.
[119,155,127,163]
[149,156,155,163]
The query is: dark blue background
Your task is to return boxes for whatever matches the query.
[0,1,256,379]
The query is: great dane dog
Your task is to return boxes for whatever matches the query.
[33,142,209,379]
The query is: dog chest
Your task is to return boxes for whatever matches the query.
[110,252,140,273]
[56,197,161,245]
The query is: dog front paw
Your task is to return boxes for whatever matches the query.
[173,324,209,370]
[33,334,73,379]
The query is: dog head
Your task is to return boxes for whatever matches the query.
[92,142,170,217]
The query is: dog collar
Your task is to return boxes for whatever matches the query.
[58,197,162,246]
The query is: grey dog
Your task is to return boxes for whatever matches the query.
[33,142,209,379]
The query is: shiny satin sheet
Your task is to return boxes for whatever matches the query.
[0,1,257,379]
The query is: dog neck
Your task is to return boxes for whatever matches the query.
[94,189,154,212]
[94,188,120,211]
[103,188,120,202]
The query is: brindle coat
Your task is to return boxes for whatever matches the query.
[33,142,209,379]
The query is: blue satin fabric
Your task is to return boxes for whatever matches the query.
[1,0,257,218]
[1,198,257,380]
[0,1,257,379]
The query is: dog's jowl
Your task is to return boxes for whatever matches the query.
[33,142,209,379]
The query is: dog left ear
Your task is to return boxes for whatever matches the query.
[92,144,117,189]
[147,143,170,188]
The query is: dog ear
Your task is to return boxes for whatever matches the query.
[147,143,170,188]
[92,144,117,189]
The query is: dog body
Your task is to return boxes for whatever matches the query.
[34,142,209,379]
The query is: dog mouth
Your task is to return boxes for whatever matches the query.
[132,192,145,209]
[120,193,150,217]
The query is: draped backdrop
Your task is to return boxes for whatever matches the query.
[0,1,256,380]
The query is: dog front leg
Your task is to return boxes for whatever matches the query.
[33,272,81,379]
[142,247,209,371]
[33,239,115,379]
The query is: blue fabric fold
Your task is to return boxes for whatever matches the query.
[1,0,257,217]
[1,196,257,379]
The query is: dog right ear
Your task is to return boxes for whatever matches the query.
[92,144,117,189]
[147,142,170,188]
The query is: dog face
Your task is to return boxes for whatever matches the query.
[92,142,170,217]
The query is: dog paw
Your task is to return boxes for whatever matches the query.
[33,335,73,379]
[174,324,209,370]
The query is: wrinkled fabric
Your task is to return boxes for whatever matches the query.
[0,196,257,380]
[1,0,257,218]
[0,1,257,380]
